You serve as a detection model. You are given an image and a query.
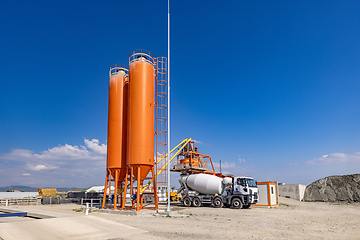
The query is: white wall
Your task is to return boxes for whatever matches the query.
[0,192,38,199]
[278,184,306,201]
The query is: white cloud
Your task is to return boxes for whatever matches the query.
[84,138,107,155]
[213,161,236,169]
[0,149,34,161]
[307,152,360,164]
[213,161,253,176]
[0,138,107,187]
[27,164,57,171]
[287,162,299,166]
[192,139,202,144]
[0,138,107,163]
[34,143,103,161]
[238,157,246,163]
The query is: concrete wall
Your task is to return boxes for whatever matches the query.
[278,184,306,201]
[0,192,38,199]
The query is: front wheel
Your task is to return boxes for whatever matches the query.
[213,197,223,208]
[183,197,192,207]
[230,198,242,209]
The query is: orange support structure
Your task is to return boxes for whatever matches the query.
[155,57,168,184]
[171,140,216,176]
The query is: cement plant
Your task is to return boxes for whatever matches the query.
[1,1,360,240]
[0,48,359,239]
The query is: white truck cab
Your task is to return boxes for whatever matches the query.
[223,176,258,209]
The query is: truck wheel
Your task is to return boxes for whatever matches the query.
[183,197,192,207]
[213,197,223,208]
[192,197,201,207]
[231,198,242,209]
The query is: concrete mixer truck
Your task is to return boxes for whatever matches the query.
[177,173,258,209]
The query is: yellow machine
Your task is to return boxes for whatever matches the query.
[167,192,180,201]
[38,188,57,197]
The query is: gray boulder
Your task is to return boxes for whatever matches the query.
[303,174,360,202]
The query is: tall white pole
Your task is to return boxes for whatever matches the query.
[167,0,171,213]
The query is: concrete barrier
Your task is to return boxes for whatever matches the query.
[278,184,306,201]
[0,197,41,206]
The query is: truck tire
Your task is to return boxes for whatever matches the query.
[213,197,223,208]
[192,197,201,207]
[183,197,192,207]
[230,198,242,209]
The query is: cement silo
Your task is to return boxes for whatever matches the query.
[128,50,156,211]
[102,50,166,212]
[102,64,128,210]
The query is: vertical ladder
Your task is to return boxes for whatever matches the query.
[155,57,168,184]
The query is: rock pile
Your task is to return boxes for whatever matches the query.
[303,174,360,202]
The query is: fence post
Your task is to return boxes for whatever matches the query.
[91,198,93,210]
[81,198,83,210]
[6,199,8,207]
[85,203,89,216]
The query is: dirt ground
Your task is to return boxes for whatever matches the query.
[3,197,360,240]
[100,196,360,240]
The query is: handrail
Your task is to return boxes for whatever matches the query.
[140,138,192,195]
[156,138,188,164]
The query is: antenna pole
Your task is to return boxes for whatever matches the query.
[166,0,171,213]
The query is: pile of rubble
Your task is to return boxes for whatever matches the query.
[303,174,360,202]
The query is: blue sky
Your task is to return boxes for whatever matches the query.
[0,1,359,188]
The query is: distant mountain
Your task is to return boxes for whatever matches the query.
[0,186,85,192]
[0,186,38,192]
[56,187,84,192]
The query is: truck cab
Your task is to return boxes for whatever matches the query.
[223,176,258,209]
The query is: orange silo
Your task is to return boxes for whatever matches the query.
[103,50,164,212]
[102,64,128,210]
[128,50,155,184]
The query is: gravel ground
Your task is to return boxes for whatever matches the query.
[4,197,360,239]
[94,197,360,240]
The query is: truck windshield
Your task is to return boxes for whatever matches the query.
[247,179,257,187]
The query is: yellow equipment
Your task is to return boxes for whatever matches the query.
[38,188,57,197]
[167,192,180,201]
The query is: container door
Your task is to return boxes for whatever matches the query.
[270,185,276,205]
